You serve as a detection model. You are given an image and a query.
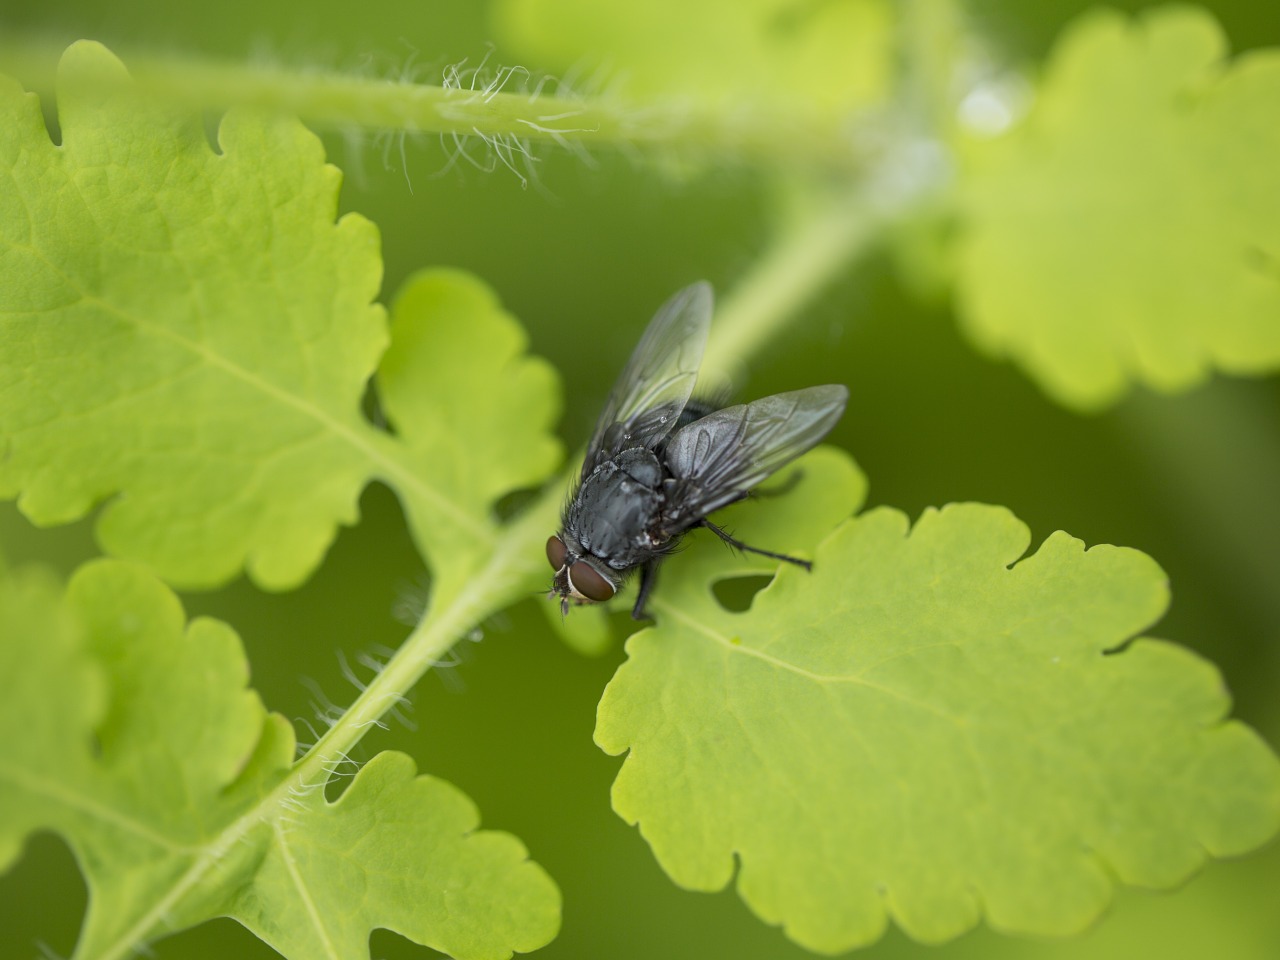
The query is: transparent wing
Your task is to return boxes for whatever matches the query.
[661,385,849,525]
[582,282,713,479]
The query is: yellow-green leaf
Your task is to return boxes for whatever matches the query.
[956,8,1280,409]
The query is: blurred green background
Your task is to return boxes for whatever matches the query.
[2,1,1278,957]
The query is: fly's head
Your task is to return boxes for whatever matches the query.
[546,533,618,616]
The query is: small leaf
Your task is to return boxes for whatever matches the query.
[955,8,1280,409]
[0,559,561,960]
[492,0,894,116]
[595,452,1280,952]
[379,269,561,604]
[234,753,559,960]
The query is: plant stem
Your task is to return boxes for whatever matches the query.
[0,39,873,175]
[295,487,557,790]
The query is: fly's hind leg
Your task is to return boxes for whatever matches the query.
[701,520,812,570]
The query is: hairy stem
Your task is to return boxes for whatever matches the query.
[294,488,558,791]
[2,39,874,175]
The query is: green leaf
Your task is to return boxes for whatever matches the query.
[0,42,384,589]
[234,752,559,960]
[0,42,561,599]
[492,0,894,116]
[0,559,560,959]
[379,269,561,605]
[0,563,101,873]
[955,8,1280,410]
[595,449,1280,953]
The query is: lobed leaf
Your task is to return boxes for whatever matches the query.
[595,448,1280,952]
[234,752,559,960]
[378,269,561,605]
[955,8,1280,410]
[0,42,561,599]
[0,559,560,959]
[0,42,383,589]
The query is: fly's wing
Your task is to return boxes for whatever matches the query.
[582,282,712,479]
[661,385,849,525]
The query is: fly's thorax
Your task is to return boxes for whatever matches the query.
[569,448,667,566]
[611,447,665,487]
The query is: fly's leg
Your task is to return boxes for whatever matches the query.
[631,560,662,620]
[701,520,812,570]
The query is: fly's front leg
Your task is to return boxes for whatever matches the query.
[701,519,812,570]
[631,559,662,620]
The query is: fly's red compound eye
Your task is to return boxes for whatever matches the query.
[568,560,616,602]
[546,535,568,571]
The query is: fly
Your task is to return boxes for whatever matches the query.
[547,281,848,620]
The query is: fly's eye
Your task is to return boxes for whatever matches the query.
[546,535,568,571]
[568,560,615,602]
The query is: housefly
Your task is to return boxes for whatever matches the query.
[548,281,848,620]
